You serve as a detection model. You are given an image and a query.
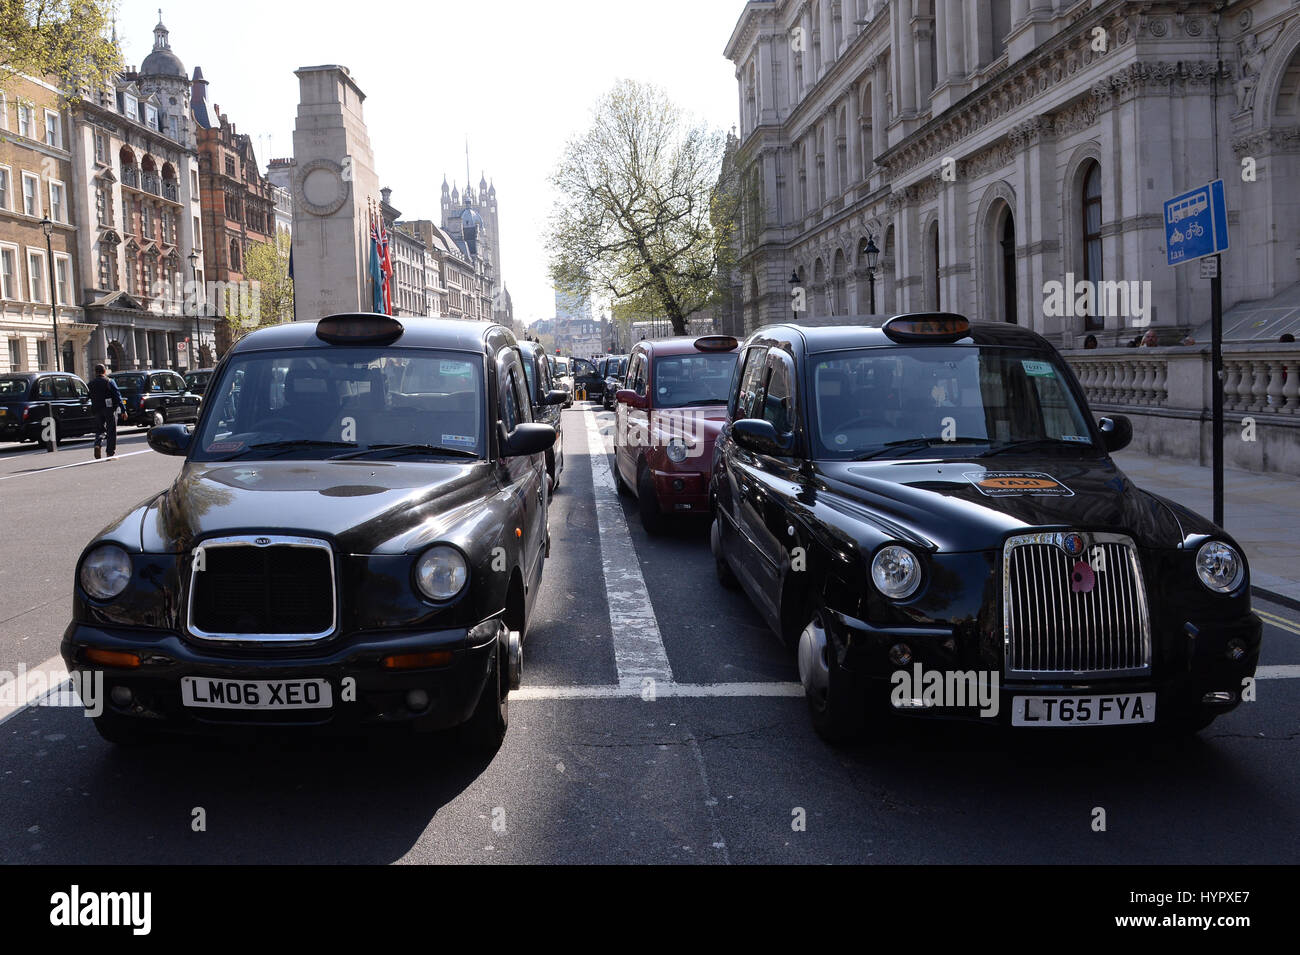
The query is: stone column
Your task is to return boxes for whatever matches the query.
[871,58,886,157]
[290,64,380,321]
[845,82,860,190]
[944,0,965,81]
[895,7,916,116]
[933,1,950,89]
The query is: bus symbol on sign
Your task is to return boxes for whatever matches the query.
[1164,180,1228,266]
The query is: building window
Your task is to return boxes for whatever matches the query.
[0,246,18,299]
[146,104,159,130]
[123,195,133,232]
[7,339,20,370]
[21,172,39,216]
[36,339,49,371]
[94,132,107,163]
[54,254,71,306]
[126,253,138,295]
[98,246,114,289]
[990,0,1011,61]
[17,104,33,138]
[229,239,240,271]
[1082,161,1103,331]
[123,93,138,120]
[191,170,198,194]
[142,204,153,239]
[169,115,180,141]
[224,156,236,178]
[48,180,65,222]
[0,167,9,210]
[27,249,46,303]
[44,110,60,148]
[0,92,6,130]
[1000,211,1017,325]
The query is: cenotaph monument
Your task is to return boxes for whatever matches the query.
[289,65,380,320]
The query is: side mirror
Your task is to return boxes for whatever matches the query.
[502,422,557,457]
[1098,414,1132,453]
[148,423,192,456]
[731,418,793,456]
[616,389,646,410]
[543,389,568,406]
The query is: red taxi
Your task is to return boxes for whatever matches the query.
[614,334,740,532]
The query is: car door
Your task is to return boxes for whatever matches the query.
[32,376,59,437]
[616,348,649,487]
[67,376,94,434]
[716,345,773,615]
[497,353,547,590]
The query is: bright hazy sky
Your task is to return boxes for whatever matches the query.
[117,0,744,326]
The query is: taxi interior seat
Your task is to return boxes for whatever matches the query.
[281,368,341,437]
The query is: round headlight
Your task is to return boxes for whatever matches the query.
[1195,540,1244,594]
[79,544,132,600]
[665,439,688,463]
[415,546,469,601]
[871,544,922,600]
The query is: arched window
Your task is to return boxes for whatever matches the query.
[1081,161,1103,331]
[929,220,941,309]
[229,239,241,272]
[831,248,847,316]
[1000,210,1017,325]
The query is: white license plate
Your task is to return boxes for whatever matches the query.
[1011,693,1155,726]
[181,677,333,711]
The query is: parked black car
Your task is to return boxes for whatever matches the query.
[519,340,568,489]
[111,369,201,428]
[711,314,1261,742]
[0,371,98,444]
[601,355,628,410]
[184,368,215,396]
[64,314,556,751]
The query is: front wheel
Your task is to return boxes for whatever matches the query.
[798,609,867,743]
[458,646,508,753]
[637,466,665,535]
[150,410,165,429]
[711,517,739,589]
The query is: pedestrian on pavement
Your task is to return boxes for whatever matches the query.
[1083,334,1098,350]
[1140,329,1159,347]
[87,364,125,460]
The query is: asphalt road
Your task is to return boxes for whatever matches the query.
[0,410,1297,864]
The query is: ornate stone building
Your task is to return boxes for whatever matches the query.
[66,17,206,370]
[439,174,513,328]
[193,67,277,356]
[725,0,1300,344]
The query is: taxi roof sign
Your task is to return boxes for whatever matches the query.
[882,313,971,342]
[316,314,405,345]
[693,335,739,351]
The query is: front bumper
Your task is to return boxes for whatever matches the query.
[61,619,501,735]
[649,467,710,514]
[824,608,1262,725]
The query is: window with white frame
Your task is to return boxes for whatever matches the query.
[44,110,60,148]
[36,339,48,371]
[27,249,46,303]
[0,245,18,299]
[21,172,39,216]
[94,131,107,163]
[7,339,20,371]
[146,104,158,130]
[48,180,65,222]
[0,166,9,210]
[54,253,71,305]
[123,93,138,120]
[17,104,33,138]
[0,92,7,130]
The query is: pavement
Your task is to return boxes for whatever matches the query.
[1113,448,1300,606]
[0,413,1298,864]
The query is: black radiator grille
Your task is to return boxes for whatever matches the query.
[190,543,334,638]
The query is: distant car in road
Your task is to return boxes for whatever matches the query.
[64,313,557,751]
[550,356,574,407]
[519,340,569,489]
[600,355,628,410]
[614,334,739,533]
[710,314,1262,742]
[571,357,603,402]
[111,369,201,428]
[184,368,216,397]
[0,371,97,444]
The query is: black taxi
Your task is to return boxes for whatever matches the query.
[112,368,202,428]
[63,314,555,751]
[710,314,1261,741]
[518,340,568,490]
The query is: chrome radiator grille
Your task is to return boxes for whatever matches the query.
[1002,532,1151,679]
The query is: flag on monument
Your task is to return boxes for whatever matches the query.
[369,213,385,314]
[379,218,394,315]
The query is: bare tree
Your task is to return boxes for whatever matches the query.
[548,80,737,336]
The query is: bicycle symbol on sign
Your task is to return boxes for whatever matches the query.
[1186,221,1205,238]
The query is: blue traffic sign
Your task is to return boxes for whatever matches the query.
[1165,179,1228,266]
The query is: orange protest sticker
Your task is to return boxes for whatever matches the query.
[963,471,1073,497]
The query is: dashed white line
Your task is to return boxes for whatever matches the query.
[0,448,150,480]
[582,408,674,690]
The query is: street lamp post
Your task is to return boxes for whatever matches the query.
[188,249,201,370]
[859,235,880,314]
[789,270,800,320]
[41,215,60,372]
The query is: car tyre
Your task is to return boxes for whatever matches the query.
[799,608,867,744]
[151,411,165,429]
[92,710,162,747]
[614,459,632,497]
[458,646,508,754]
[711,517,739,589]
[637,466,665,535]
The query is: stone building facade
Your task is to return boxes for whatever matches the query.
[380,187,430,317]
[65,17,206,372]
[193,68,277,356]
[725,0,1300,344]
[0,75,86,375]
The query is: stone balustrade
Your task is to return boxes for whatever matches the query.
[1063,344,1300,473]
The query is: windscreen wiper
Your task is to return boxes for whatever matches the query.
[214,439,355,460]
[852,436,989,461]
[980,437,1093,457]
[331,443,480,460]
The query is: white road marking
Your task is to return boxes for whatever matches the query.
[0,448,150,480]
[582,408,674,690]
[511,681,804,700]
[1256,665,1300,680]
[0,653,73,725]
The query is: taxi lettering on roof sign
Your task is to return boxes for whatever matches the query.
[965,471,1073,497]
